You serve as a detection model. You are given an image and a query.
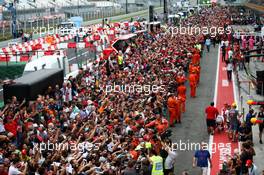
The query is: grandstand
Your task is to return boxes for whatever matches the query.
[249,0,263,6]
[244,0,264,12]
[3,0,121,10]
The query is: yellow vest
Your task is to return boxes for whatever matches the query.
[197,44,202,51]
[118,55,123,65]
[145,142,152,149]
[150,156,164,175]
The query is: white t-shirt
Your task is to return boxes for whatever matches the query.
[227,63,233,71]
[228,50,233,58]
[216,115,224,123]
[225,40,229,47]
[8,165,22,175]
[164,150,177,169]
[224,109,230,122]
[220,41,225,47]
[0,123,5,132]
[248,164,258,175]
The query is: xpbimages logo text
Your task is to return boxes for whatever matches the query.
[105,83,166,95]
[33,141,100,153]
[163,25,232,37]
[31,25,93,37]
[169,140,232,154]
[33,140,231,155]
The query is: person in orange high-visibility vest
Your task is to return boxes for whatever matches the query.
[167,94,178,126]
[189,71,197,98]
[189,64,193,72]
[192,65,201,84]
[175,97,182,123]
[176,72,187,85]
[178,83,187,112]
[189,64,195,74]
[192,52,200,65]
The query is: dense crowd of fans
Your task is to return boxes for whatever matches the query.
[0,4,261,175]
[216,8,264,174]
[213,104,264,175]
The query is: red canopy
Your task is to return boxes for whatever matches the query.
[103,48,114,59]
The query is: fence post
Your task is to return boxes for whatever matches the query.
[17,22,20,32]
[240,96,243,110]
[5,54,8,66]
[2,23,4,38]
[242,107,245,122]
[24,21,26,32]
[248,81,250,95]
[9,22,12,36]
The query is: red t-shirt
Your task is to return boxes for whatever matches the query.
[4,120,18,136]
[205,106,219,120]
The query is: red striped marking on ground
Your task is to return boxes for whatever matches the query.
[208,46,239,175]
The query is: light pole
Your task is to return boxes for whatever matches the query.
[125,0,128,14]
[77,0,80,16]
[197,0,199,12]
[164,0,167,23]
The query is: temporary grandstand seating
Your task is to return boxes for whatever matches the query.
[245,0,264,12]
[4,0,121,10]
[249,0,264,5]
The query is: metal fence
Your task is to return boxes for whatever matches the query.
[0,5,149,39]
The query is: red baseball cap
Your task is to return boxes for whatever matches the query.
[246,159,252,167]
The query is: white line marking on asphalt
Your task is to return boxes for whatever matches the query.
[208,45,221,175]
[232,72,240,154]
[222,80,229,87]
[68,50,90,61]
[232,72,238,108]
[208,135,213,175]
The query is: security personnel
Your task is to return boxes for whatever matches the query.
[178,83,187,113]
[167,94,178,126]
[192,64,201,84]
[176,72,186,85]
[148,149,164,175]
[117,51,123,70]
[175,97,182,123]
[192,51,201,65]
[189,71,197,98]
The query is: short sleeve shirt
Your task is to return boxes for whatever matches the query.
[194,150,210,167]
